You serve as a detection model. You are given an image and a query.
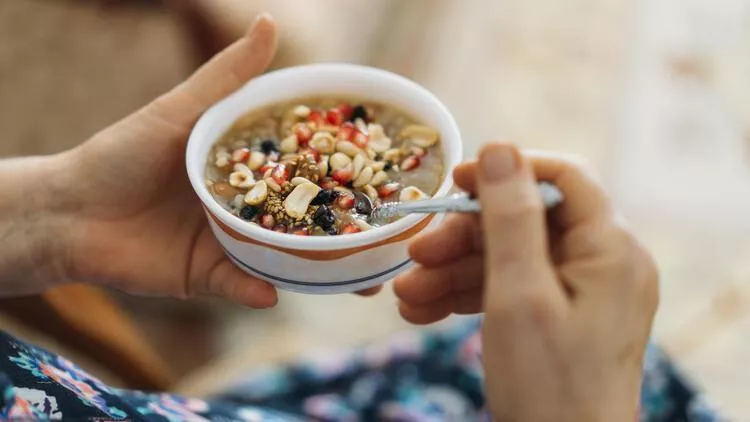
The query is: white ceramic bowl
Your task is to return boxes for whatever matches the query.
[186,63,462,294]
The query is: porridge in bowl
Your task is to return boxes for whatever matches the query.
[205,98,444,236]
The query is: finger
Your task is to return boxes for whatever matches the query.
[204,259,278,308]
[196,258,278,309]
[454,151,611,229]
[453,161,478,194]
[355,285,383,297]
[408,214,482,267]
[398,289,483,325]
[476,143,560,299]
[145,13,278,130]
[393,254,483,305]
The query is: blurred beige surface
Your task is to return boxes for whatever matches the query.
[1,0,749,419]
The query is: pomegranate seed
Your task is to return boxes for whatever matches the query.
[410,146,426,157]
[352,131,369,149]
[326,109,345,126]
[337,103,353,120]
[401,155,421,172]
[272,224,287,233]
[337,122,356,141]
[259,163,277,175]
[291,227,310,236]
[341,223,361,235]
[308,109,325,126]
[336,194,355,210]
[378,182,401,198]
[231,148,250,163]
[294,123,313,146]
[332,163,354,185]
[260,214,275,229]
[271,164,290,185]
[319,178,339,190]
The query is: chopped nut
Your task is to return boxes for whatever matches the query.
[401,155,421,171]
[363,184,378,201]
[365,147,377,160]
[383,148,402,163]
[367,123,392,153]
[291,177,311,186]
[352,154,366,179]
[284,183,322,219]
[309,132,336,154]
[329,153,352,171]
[248,151,266,170]
[280,135,299,154]
[354,118,367,132]
[400,186,428,202]
[231,194,245,210]
[293,105,311,118]
[399,124,439,148]
[370,170,388,186]
[336,140,362,157]
[244,180,268,205]
[319,155,329,178]
[353,166,373,188]
[229,164,255,188]
[265,177,282,192]
[215,148,232,168]
[370,161,386,172]
[295,154,320,183]
[280,153,299,162]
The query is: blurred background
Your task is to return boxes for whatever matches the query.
[1,0,749,418]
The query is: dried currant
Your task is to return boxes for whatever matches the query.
[310,189,339,206]
[312,205,336,229]
[260,139,279,155]
[239,205,261,221]
[349,105,368,122]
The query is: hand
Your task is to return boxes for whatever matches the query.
[394,144,659,421]
[51,15,279,307]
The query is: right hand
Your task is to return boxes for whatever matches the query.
[395,144,659,421]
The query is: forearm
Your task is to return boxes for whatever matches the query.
[0,154,72,296]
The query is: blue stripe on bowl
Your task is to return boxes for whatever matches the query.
[222,247,412,287]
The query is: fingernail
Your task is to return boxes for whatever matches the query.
[480,144,519,181]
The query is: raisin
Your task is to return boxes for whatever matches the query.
[310,189,339,206]
[260,139,279,155]
[349,105,368,123]
[239,205,261,221]
[383,162,393,171]
[312,205,336,228]
[325,226,338,236]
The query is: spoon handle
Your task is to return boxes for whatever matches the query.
[393,182,563,215]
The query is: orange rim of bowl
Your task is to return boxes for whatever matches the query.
[205,209,434,261]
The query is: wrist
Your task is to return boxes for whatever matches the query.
[0,153,75,295]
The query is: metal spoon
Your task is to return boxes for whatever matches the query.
[353,182,564,226]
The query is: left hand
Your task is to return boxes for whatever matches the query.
[52,15,280,307]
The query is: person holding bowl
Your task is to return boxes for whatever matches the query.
[0,14,718,421]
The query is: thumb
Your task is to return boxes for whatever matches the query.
[476,143,559,300]
[144,13,278,131]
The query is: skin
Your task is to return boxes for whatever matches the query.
[0,13,655,419]
[395,145,659,422]
[0,15,377,306]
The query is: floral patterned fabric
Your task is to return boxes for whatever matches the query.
[0,318,725,421]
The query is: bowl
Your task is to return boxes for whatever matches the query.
[186,63,462,294]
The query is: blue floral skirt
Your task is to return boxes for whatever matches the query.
[0,318,724,421]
